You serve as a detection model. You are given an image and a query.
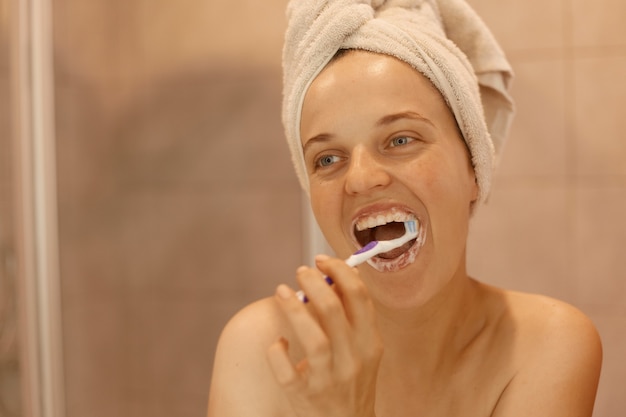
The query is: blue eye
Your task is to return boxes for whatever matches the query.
[390,136,414,147]
[317,154,341,168]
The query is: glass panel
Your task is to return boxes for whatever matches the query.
[0,0,22,415]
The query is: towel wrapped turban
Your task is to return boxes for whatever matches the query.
[282,0,514,204]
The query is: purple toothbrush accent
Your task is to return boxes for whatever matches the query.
[353,240,378,255]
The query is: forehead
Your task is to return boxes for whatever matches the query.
[312,50,442,99]
[300,51,453,141]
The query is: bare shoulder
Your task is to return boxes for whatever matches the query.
[502,289,602,356]
[217,296,285,347]
[207,297,291,417]
[486,286,603,417]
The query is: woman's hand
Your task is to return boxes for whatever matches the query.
[267,255,383,417]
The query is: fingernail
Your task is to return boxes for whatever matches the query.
[315,254,330,263]
[276,284,292,300]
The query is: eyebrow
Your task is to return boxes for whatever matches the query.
[376,111,434,127]
[302,111,433,155]
[302,133,333,157]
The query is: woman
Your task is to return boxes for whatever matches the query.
[207,1,602,416]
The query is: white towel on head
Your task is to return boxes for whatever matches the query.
[282,0,514,204]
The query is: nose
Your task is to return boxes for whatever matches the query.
[344,145,391,195]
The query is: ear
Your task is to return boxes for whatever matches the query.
[466,167,480,211]
[467,174,480,216]
[471,172,479,203]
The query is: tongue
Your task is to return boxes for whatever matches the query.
[372,222,413,259]
[378,241,413,259]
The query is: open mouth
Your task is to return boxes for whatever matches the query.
[353,209,421,266]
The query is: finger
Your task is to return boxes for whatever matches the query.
[296,265,355,366]
[267,337,303,389]
[274,283,333,374]
[314,256,382,359]
[314,255,376,328]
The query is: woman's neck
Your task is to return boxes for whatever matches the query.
[374,272,490,375]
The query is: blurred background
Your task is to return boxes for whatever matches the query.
[0,0,624,416]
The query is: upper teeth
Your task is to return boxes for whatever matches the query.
[355,210,416,231]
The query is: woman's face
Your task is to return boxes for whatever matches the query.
[300,51,478,308]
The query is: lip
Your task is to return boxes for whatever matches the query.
[349,203,427,272]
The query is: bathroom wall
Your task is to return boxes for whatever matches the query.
[51,1,299,416]
[7,0,622,416]
[466,0,626,415]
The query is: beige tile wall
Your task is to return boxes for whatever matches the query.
[466,0,626,415]
[45,0,624,416]
[52,1,298,416]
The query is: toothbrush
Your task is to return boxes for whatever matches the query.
[296,220,418,303]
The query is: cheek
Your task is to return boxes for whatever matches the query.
[309,186,352,255]
[402,157,447,196]
[310,185,339,231]
[404,150,476,212]
[310,186,327,217]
